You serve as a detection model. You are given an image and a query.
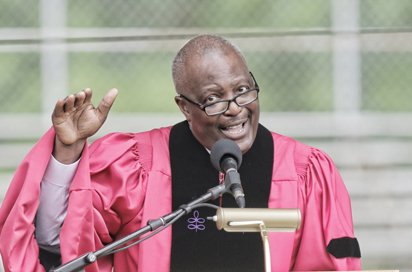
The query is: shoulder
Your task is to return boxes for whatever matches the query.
[269,131,337,178]
[270,131,313,161]
[90,126,172,150]
[88,126,172,172]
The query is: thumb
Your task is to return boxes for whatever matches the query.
[97,88,118,118]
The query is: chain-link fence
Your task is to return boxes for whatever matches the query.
[1,0,411,114]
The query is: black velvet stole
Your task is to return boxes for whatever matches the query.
[169,121,274,272]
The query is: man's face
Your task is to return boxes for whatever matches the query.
[176,50,260,154]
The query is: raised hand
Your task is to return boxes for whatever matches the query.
[52,88,118,163]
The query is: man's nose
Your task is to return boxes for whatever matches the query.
[223,100,242,116]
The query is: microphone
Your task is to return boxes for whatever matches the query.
[210,139,245,208]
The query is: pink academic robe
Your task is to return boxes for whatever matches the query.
[0,126,361,271]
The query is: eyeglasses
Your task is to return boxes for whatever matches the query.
[178,72,260,116]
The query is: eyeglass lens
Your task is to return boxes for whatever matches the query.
[204,90,258,115]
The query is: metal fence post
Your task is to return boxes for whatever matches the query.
[331,0,361,113]
[40,0,68,128]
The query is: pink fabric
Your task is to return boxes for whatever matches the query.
[269,133,361,271]
[0,127,361,271]
[0,128,55,272]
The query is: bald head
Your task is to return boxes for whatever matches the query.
[172,35,246,94]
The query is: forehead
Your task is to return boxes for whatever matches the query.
[185,50,249,88]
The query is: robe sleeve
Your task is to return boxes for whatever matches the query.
[59,132,150,272]
[0,129,55,272]
[292,147,362,271]
[0,129,149,272]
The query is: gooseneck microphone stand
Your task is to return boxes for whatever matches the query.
[50,183,227,272]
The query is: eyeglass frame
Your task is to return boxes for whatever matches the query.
[177,72,260,116]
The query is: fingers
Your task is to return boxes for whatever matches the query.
[53,88,117,120]
[53,98,66,118]
[83,88,92,104]
[73,89,87,108]
[96,88,118,118]
[52,93,75,122]
[56,89,91,113]
[64,94,76,112]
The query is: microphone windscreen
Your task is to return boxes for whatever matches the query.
[210,139,242,171]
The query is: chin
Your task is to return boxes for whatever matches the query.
[236,137,254,154]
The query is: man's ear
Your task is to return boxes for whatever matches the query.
[175,96,191,120]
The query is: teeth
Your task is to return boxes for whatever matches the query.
[223,123,244,134]
[226,124,242,129]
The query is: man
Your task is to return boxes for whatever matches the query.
[0,35,361,271]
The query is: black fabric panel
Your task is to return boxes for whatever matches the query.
[39,248,62,271]
[169,121,274,272]
[326,237,361,258]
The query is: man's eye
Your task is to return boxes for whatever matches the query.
[205,95,219,104]
[238,86,250,93]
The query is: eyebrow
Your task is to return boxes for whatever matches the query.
[201,76,251,93]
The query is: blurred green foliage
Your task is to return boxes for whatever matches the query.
[248,52,333,111]
[0,1,412,112]
[67,0,330,28]
[362,53,412,111]
[360,0,412,28]
[0,0,38,27]
[0,53,41,112]
[69,52,177,112]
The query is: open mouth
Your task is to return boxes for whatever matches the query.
[220,121,247,136]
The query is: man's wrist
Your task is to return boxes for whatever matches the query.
[53,137,85,164]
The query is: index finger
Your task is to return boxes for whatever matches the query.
[52,99,66,118]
